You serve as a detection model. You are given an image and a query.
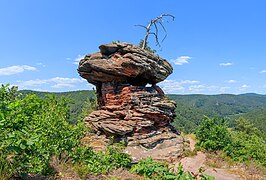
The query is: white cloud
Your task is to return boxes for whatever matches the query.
[158,80,248,94]
[239,84,250,91]
[73,54,84,65]
[16,79,48,87]
[241,84,249,88]
[219,62,233,67]
[259,70,266,73]
[188,85,205,92]
[49,77,84,84]
[219,87,231,93]
[172,56,191,65]
[159,80,185,94]
[158,79,201,94]
[51,83,75,88]
[16,77,85,89]
[179,80,200,84]
[227,80,236,83]
[0,65,37,76]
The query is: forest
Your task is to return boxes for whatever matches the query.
[20,89,266,135]
[1,85,265,179]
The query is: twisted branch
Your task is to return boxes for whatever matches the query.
[136,14,175,49]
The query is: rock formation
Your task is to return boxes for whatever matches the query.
[78,42,188,162]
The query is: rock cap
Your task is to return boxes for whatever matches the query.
[78,42,173,86]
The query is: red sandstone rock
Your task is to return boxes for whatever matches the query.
[78,42,173,86]
[78,42,188,161]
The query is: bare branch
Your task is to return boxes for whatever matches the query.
[161,14,175,21]
[149,32,159,46]
[134,24,148,30]
[136,13,175,50]
[158,21,167,43]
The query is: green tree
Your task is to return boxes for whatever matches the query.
[234,117,261,136]
[224,130,266,166]
[196,116,231,150]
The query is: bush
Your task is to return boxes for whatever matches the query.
[224,118,266,166]
[70,146,131,175]
[196,116,266,166]
[130,158,214,180]
[196,116,231,151]
[0,85,85,177]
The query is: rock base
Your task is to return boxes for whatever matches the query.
[125,131,189,163]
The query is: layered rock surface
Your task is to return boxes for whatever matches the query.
[78,42,173,86]
[78,42,188,161]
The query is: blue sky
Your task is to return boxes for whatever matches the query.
[0,0,266,94]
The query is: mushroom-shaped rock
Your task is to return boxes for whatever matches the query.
[78,42,173,86]
[78,42,188,162]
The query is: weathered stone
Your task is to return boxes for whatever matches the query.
[78,42,188,162]
[78,42,173,86]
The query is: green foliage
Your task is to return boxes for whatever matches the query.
[224,131,266,166]
[130,157,175,179]
[172,102,213,134]
[78,93,97,121]
[234,117,261,136]
[196,116,231,151]
[19,89,97,123]
[234,108,266,134]
[20,90,266,134]
[112,40,121,44]
[70,146,131,175]
[0,85,85,177]
[196,116,266,166]
[169,94,266,133]
[130,158,213,180]
[224,117,266,166]
[139,39,156,53]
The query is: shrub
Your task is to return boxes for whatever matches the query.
[196,116,231,151]
[0,85,85,177]
[70,146,131,175]
[130,158,214,180]
[224,119,266,166]
[196,116,266,166]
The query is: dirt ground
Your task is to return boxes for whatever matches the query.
[175,137,265,180]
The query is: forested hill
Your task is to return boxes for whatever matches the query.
[20,90,266,133]
[20,90,266,115]
[168,93,266,133]
[168,93,266,117]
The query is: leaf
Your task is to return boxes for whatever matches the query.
[20,143,26,150]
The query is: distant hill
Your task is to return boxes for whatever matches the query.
[168,94,266,133]
[20,90,266,133]
[168,94,266,117]
[239,93,266,97]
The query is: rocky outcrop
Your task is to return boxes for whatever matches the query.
[78,42,188,161]
[78,42,173,86]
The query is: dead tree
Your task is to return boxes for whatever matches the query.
[136,14,175,49]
